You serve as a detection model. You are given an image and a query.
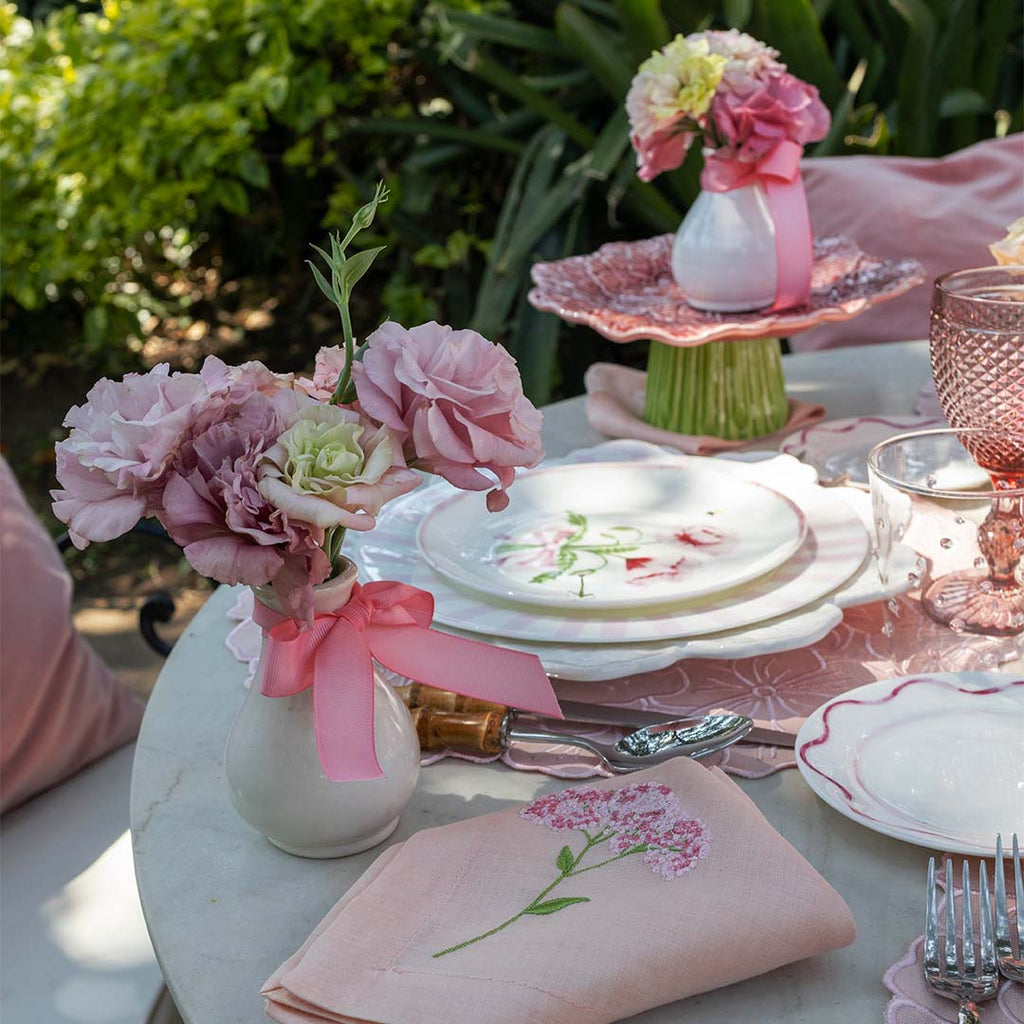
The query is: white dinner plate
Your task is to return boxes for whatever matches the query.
[351,448,870,645]
[416,462,807,611]
[796,673,1024,855]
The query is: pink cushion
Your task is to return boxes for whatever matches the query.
[793,133,1024,351]
[0,457,143,813]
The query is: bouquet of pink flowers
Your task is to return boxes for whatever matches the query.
[52,186,544,624]
[626,29,829,184]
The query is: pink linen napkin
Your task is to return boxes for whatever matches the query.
[584,362,825,455]
[262,758,855,1024]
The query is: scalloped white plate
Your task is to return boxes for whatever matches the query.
[796,673,1024,855]
[345,443,906,679]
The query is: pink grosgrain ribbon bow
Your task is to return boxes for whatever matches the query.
[701,139,812,310]
[252,580,563,781]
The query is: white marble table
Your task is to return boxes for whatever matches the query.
[132,341,937,1023]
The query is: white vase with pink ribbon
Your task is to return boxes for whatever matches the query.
[224,563,421,858]
[626,28,829,438]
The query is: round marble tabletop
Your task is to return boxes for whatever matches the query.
[132,342,940,1023]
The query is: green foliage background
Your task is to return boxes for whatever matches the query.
[2,0,1021,404]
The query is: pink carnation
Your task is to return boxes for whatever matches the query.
[710,69,830,162]
[159,392,329,623]
[51,365,211,546]
[352,322,543,511]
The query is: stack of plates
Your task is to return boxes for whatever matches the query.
[348,440,918,681]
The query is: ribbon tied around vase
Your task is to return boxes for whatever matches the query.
[701,139,812,310]
[252,581,563,781]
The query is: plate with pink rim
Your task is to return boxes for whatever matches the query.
[780,415,945,486]
[415,462,807,611]
[796,673,1024,855]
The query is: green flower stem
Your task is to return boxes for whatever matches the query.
[432,833,611,959]
[330,301,356,405]
[643,337,789,441]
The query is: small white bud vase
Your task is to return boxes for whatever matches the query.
[224,562,421,859]
[671,183,777,313]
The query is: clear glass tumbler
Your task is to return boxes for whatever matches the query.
[868,428,1023,670]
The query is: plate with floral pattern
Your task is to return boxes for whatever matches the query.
[416,462,807,611]
[351,446,871,646]
[796,673,1024,855]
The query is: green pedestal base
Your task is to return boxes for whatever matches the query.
[643,337,789,441]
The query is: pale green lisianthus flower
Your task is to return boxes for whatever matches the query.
[258,406,420,531]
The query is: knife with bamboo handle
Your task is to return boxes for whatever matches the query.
[396,685,796,749]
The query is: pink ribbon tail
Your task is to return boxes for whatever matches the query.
[253,581,561,782]
[701,140,813,310]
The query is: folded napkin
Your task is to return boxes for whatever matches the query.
[585,362,825,455]
[262,758,855,1024]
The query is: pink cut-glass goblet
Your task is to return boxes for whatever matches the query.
[927,266,1024,635]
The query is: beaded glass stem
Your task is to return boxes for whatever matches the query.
[927,268,1024,635]
[643,336,789,440]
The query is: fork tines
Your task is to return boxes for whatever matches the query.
[995,833,1024,983]
[924,856,999,1015]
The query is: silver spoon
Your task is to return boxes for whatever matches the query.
[508,712,753,773]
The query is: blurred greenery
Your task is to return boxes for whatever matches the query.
[1,0,1021,406]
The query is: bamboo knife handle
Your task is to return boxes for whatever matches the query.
[409,706,506,755]
[396,682,507,716]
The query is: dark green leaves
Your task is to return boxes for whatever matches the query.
[556,845,575,873]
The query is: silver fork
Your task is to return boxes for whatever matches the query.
[924,857,1000,1024]
[995,833,1024,982]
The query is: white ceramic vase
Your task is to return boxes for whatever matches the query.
[671,183,777,312]
[224,562,421,859]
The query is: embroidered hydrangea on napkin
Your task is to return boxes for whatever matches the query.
[262,758,854,1023]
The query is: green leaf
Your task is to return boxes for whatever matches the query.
[338,245,386,294]
[556,548,578,572]
[556,846,574,873]
[555,3,632,100]
[236,151,270,189]
[723,0,753,29]
[215,179,250,217]
[440,9,569,56]
[890,0,937,155]
[524,897,591,915]
[750,0,842,107]
[263,74,289,112]
[530,571,563,584]
[612,0,670,64]
[470,125,565,340]
[306,260,338,304]
[939,88,988,119]
[978,0,1017,103]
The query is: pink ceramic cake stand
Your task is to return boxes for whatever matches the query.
[528,234,925,347]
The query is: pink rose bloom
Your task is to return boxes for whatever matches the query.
[159,394,329,623]
[352,321,543,512]
[297,346,347,402]
[51,364,212,546]
[710,69,830,162]
[257,405,420,531]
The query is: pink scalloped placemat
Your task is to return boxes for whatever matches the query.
[528,234,925,347]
